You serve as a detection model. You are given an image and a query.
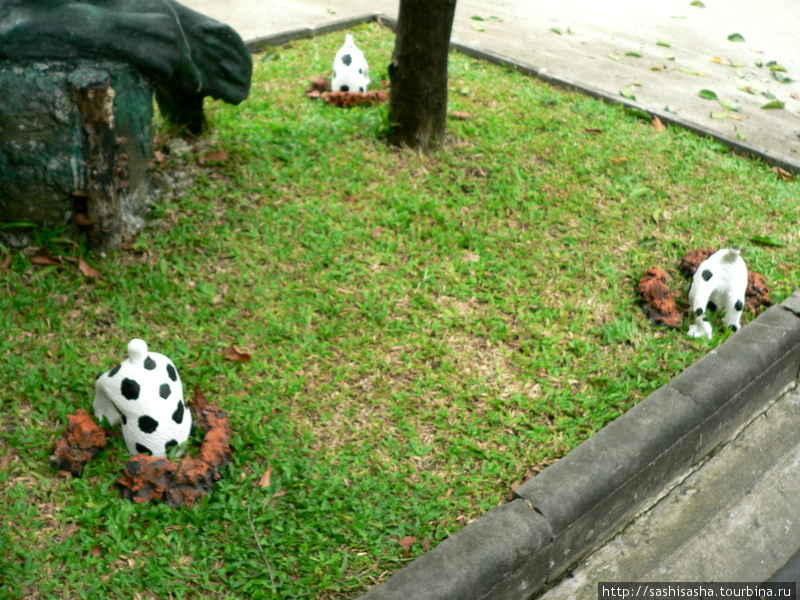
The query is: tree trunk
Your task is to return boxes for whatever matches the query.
[72,69,124,253]
[388,0,457,151]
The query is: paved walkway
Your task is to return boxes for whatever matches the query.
[540,384,800,598]
[183,0,800,172]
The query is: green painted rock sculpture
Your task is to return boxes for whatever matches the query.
[0,0,252,250]
[0,0,252,132]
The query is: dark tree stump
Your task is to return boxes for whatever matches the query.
[0,61,152,252]
[388,0,457,151]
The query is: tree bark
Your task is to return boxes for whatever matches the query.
[388,0,457,151]
[72,68,124,253]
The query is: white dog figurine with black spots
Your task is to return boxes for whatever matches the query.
[687,247,748,339]
[94,339,192,457]
[332,33,370,93]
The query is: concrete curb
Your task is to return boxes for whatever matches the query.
[358,292,800,600]
[245,13,383,53]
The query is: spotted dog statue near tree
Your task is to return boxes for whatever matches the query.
[94,339,192,458]
[332,34,370,94]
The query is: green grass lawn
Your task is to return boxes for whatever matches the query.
[2,21,798,599]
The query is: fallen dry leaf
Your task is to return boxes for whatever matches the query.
[223,345,252,363]
[584,128,603,134]
[652,116,667,132]
[450,111,471,120]
[258,467,273,488]
[771,166,796,181]
[78,258,101,278]
[0,255,11,270]
[612,157,629,164]
[397,535,417,558]
[203,151,229,164]
[29,250,60,265]
[153,150,166,163]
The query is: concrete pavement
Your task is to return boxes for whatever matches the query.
[541,384,800,599]
[183,0,800,172]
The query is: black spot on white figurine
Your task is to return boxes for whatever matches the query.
[332,33,370,93]
[94,339,192,457]
[687,247,748,339]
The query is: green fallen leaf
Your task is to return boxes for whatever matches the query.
[718,100,739,111]
[728,60,746,68]
[657,41,671,47]
[626,51,643,58]
[761,100,785,109]
[471,15,485,20]
[680,67,704,75]
[750,235,783,247]
[664,53,676,61]
[471,22,486,31]
[710,110,731,119]
[774,71,794,84]
[699,89,718,100]
[690,1,705,6]
[550,27,562,34]
[628,187,652,200]
[621,86,637,100]
[639,237,658,247]
[736,130,747,141]
[727,33,745,42]
[608,54,621,61]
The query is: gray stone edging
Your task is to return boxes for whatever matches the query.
[358,291,800,600]
[245,13,383,52]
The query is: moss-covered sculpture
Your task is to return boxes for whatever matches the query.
[0,0,252,132]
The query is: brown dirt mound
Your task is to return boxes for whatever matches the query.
[52,393,233,507]
[117,455,177,503]
[678,248,716,278]
[50,409,107,476]
[746,271,772,313]
[117,400,234,508]
[306,78,389,107]
[637,266,682,328]
[164,403,234,508]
